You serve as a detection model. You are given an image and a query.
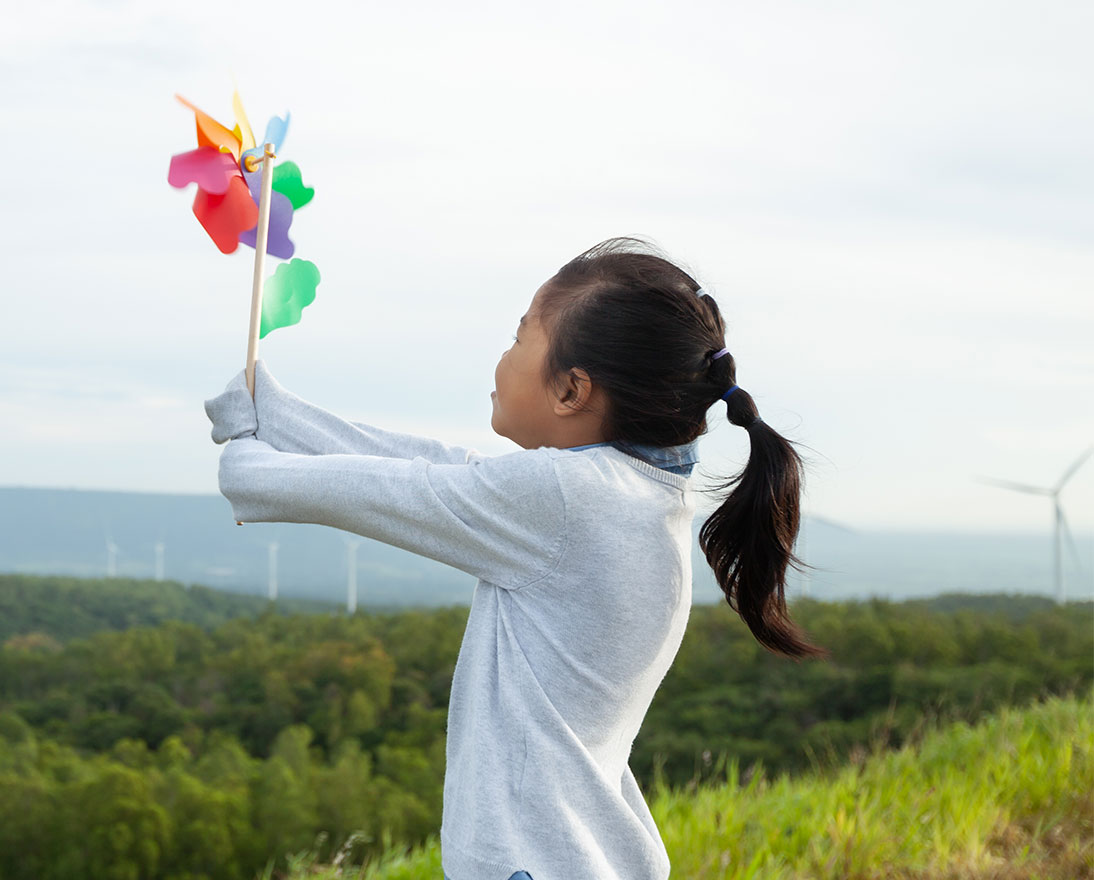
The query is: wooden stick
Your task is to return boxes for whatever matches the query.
[245,142,277,398]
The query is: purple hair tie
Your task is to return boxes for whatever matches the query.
[711,347,729,360]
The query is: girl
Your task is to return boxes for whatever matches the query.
[205,236,826,880]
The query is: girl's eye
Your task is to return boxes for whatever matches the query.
[511,335,519,343]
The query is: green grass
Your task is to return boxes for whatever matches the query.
[265,692,1093,880]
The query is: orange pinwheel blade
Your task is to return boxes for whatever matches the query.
[175,94,241,164]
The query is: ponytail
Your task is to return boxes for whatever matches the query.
[698,385,828,660]
[538,234,827,660]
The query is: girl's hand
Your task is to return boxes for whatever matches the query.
[204,364,260,444]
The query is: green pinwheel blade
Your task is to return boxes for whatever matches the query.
[272,161,315,210]
[260,259,320,338]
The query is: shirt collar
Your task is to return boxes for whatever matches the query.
[566,439,699,476]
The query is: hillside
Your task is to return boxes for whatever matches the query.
[280,693,1093,880]
[0,587,1089,879]
[0,571,1074,646]
[0,573,341,644]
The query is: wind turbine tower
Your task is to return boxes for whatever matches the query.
[977,446,1092,604]
[344,537,361,614]
[796,517,810,598]
[154,541,165,581]
[106,537,119,578]
[267,542,279,601]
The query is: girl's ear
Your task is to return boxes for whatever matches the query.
[553,368,595,416]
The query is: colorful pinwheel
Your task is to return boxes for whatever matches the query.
[168,92,314,258]
[168,90,321,394]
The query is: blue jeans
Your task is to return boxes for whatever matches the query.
[445,874,533,880]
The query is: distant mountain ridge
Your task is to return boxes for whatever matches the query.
[0,486,472,606]
[1,486,1091,605]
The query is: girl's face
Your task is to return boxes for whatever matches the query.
[491,286,559,449]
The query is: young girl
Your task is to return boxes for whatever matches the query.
[205,236,826,880]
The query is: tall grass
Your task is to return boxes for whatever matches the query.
[269,692,1092,880]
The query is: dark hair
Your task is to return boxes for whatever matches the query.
[536,236,827,660]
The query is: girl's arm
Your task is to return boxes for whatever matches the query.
[216,436,565,590]
[204,360,477,464]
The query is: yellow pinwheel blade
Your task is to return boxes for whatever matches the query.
[232,90,256,153]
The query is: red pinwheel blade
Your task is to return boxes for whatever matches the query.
[192,175,259,254]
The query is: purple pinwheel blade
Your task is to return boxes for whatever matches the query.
[237,123,296,258]
[238,186,295,258]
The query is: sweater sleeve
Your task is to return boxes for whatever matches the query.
[205,360,480,464]
[217,436,566,589]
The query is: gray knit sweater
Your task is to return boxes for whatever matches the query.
[205,361,695,880]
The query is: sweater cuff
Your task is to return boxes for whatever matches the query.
[204,369,258,444]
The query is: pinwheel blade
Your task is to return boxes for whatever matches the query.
[261,112,290,153]
[272,161,314,210]
[193,176,259,254]
[260,259,320,338]
[238,188,295,259]
[168,147,239,195]
[232,90,256,153]
[175,94,242,162]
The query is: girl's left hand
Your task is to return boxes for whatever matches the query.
[204,367,258,444]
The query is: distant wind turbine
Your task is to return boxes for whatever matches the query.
[102,522,120,579]
[796,521,810,598]
[267,542,279,601]
[806,514,858,534]
[343,536,361,614]
[106,539,118,578]
[154,535,166,581]
[793,513,855,599]
[975,445,1092,604]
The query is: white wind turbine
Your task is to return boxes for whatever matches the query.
[102,523,119,578]
[106,539,119,577]
[154,529,166,581]
[343,536,361,614]
[793,514,856,599]
[267,542,279,601]
[976,446,1092,604]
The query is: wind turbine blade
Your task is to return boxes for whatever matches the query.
[805,514,858,533]
[1055,446,1094,493]
[974,475,1053,496]
[1058,504,1087,581]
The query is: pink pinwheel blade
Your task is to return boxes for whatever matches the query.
[168,147,240,195]
[193,175,260,254]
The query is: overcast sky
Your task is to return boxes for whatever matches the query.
[2,0,1091,535]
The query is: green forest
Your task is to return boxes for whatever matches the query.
[0,574,1090,880]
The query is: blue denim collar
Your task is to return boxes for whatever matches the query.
[566,439,699,476]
